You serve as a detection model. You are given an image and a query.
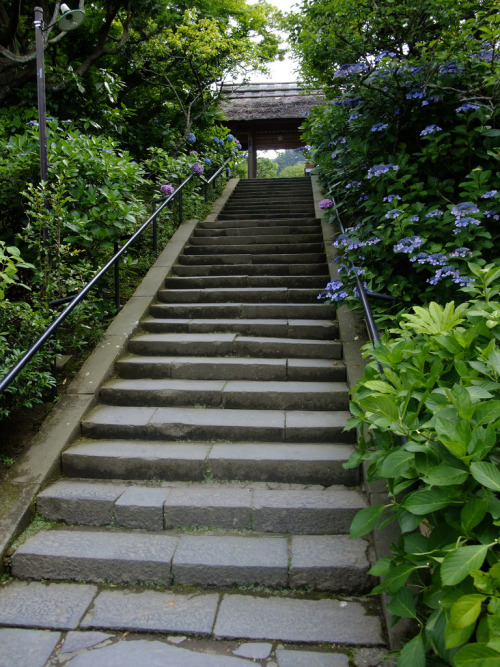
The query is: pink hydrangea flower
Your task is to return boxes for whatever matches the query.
[319,198,333,209]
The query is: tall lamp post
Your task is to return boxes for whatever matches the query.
[34,4,85,183]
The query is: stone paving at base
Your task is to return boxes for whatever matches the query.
[0,627,394,667]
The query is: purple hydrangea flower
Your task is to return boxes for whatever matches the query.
[421,97,441,106]
[456,103,480,113]
[319,199,334,209]
[346,181,361,189]
[190,150,198,156]
[371,123,389,132]
[367,164,399,178]
[481,190,498,198]
[358,194,369,203]
[191,162,204,175]
[160,184,175,195]
[385,209,403,219]
[449,247,472,258]
[393,235,424,253]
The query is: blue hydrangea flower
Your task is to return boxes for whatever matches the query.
[453,216,481,233]
[26,121,39,126]
[456,103,480,113]
[406,89,424,100]
[409,215,420,222]
[367,164,399,178]
[451,202,479,217]
[349,113,361,121]
[204,158,211,165]
[484,210,500,220]
[371,123,389,132]
[393,235,424,253]
[439,61,464,75]
[191,162,204,175]
[385,209,403,219]
[226,134,234,143]
[383,195,401,203]
[420,125,442,136]
[481,190,498,199]
[425,209,444,218]
[346,181,361,189]
[318,280,349,302]
[187,132,196,143]
[410,252,430,264]
[421,97,441,106]
[449,247,472,258]
[427,253,447,266]
[334,63,367,78]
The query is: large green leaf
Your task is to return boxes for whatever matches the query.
[381,563,417,593]
[379,449,415,478]
[474,401,500,426]
[359,394,399,423]
[387,587,417,619]
[441,545,489,586]
[454,643,500,666]
[471,462,500,492]
[423,463,468,487]
[461,497,489,533]
[450,594,486,629]
[349,505,385,538]
[401,488,450,515]
[397,633,425,667]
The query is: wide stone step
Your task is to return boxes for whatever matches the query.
[81,405,354,442]
[194,225,320,237]
[217,212,316,220]
[220,207,316,217]
[141,318,337,340]
[157,287,322,304]
[37,481,366,535]
[198,218,319,229]
[62,440,357,485]
[128,333,342,359]
[149,302,333,320]
[183,242,325,255]
[163,275,328,290]
[178,252,326,265]
[12,529,371,591]
[188,234,323,246]
[99,378,349,411]
[116,355,345,382]
[171,263,327,277]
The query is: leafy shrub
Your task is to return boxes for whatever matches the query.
[346,264,500,665]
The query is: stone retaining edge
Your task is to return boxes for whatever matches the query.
[311,175,411,650]
[0,178,239,567]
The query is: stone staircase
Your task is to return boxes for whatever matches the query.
[0,177,386,665]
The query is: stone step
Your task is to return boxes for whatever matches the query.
[116,355,345,382]
[62,440,358,485]
[12,529,371,592]
[163,275,328,290]
[171,263,327,276]
[156,287,322,304]
[128,333,342,359]
[99,378,349,411]
[217,212,316,220]
[141,318,337,340]
[222,197,314,206]
[148,302,333,320]
[81,405,354,442]
[193,225,321,237]
[177,252,326,265]
[220,207,316,216]
[198,218,319,229]
[37,481,366,535]
[188,234,323,246]
[183,242,325,255]
[0,583,384,649]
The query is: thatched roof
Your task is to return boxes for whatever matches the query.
[221,82,323,122]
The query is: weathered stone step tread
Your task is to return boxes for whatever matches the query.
[157,288,326,304]
[184,243,325,255]
[194,225,320,237]
[198,218,319,229]
[0,580,385,646]
[62,440,358,485]
[38,480,366,534]
[12,530,371,591]
[171,263,327,276]
[178,252,326,265]
[99,378,349,411]
[81,405,355,443]
[128,333,342,360]
[149,302,333,319]
[164,276,328,289]
[141,318,337,341]
[116,355,345,382]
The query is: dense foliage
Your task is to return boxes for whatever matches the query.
[288,0,500,663]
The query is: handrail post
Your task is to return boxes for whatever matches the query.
[114,241,120,313]
[179,189,183,226]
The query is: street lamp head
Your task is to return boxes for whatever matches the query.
[58,4,85,32]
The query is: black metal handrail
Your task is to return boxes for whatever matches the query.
[0,158,232,397]
[330,197,382,344]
